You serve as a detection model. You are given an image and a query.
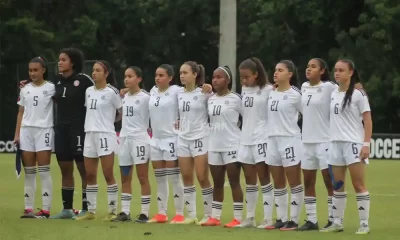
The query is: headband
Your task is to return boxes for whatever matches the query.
[218,67,231,79]
[97,61,108,72]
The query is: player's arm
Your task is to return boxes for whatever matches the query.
[357,90,372,160]
[112,91,123,122]
[14,93,25,143]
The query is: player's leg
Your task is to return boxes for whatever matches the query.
[318,142,334,229]
[134,142,151,223]
[225,153,243,228]
[192,137,213,225]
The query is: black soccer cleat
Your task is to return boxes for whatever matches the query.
[322,220,333,230]
[271,220,286,229]
[296,220,319,231]
[280,221,298,231]
[20,209,36,219]
[135,213,149,223]
[112,212,131,222]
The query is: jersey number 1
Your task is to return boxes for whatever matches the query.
[62,87,66,98]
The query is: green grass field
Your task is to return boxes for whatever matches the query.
[0,154,399,240]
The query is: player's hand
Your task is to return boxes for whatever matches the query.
[19,80,28,89]
[174,120,180,130]
[201,84,213,94]
[355,83,364,90]
[273,84,278,90]
[360,146,370,161]
[120,88,129,97]
[13,136,20,145]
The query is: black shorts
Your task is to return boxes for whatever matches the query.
[55,124,85,162]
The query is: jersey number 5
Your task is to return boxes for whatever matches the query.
[33,96,38,106]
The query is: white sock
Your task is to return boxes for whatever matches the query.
[141,195,151,217]
[233,202,243,221]
[333,191,347,226]
[155,168,169,215]
[107,184,118,214]
[211,201,222,220]
[261,183,274,221]
[274,188,288,222]
[167,167,184,215]
[356,191,370,226]
[38,165,52,211]
[245,185,258,219]
[24,166,37,210]
[305,197,317,223]
[121,193,132,214]
[290,185,304,223]
[184,185,197,218]
[87,184,98,213]
[202,186,213,217]
[327,196,334,222]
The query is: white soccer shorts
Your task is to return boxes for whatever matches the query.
[327,141,369,166]
[302,142,329,170]
[177,136,208,157]
[118,137,150,166]
[266,136,304,167]
[19,126,54,152]
[150,137,177,161]
[238,143,268,164]
[83,132,118,158]
[208,151,238,166]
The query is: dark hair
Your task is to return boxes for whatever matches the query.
[183,61,205,86]
[96,60,117,87]
[239,57,268,88]
[312,58,330,81]
[158,64,175,85]
[59,47,84,73]
[278,60,299,87]
[338,59,361,110]
[218,66,233,89]
[127,66,144,88]
[29,56,48,80]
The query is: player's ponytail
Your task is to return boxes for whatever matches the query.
[30,56,48,80]
[128,66,144,88]
[184,61,205,86]
[97,60,118,88]
[279,60,299,88]
[159,64,175,85]
[340,59,360,110]
[313,58,330,81]
[239,57,268,88]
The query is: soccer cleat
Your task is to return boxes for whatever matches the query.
[201,217,221,226]
[175,217,198,225]
[170,214,185,224]
[355,223,370,234]
[321,220,333,230]
[280,221,298,231]
[102,212,117,221]
[234,217,256,228]
[35,209,50,219]
[148,214,168,223]
[49,209,75,219]
[224,219,241,228]
[20,209,35,219]
[257,219,274,229]
[197,216,210,225]
[72,210,87,220]
[265,220,286,230]
[320,223,344,232]
[296,220,319,231]
[111,212,132,222]
[74,211,95,220]
[135,213,149,223]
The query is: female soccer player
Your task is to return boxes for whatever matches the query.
[321,60,372,234]
[112,66,152,223]
[201,66,244,228]
[15,57,55,218]
[266,60,304,231]
[75,61,121,221]
[298,58,335,231]
[236,58,274,229]
[176,61,213,225]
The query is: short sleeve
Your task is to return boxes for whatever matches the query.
[294,92,302,114]
[49,84,56,97]
[84,89,88,107]
[234,94,243,115]
[17,90,24,106]
[355,90,371,114]
[112,92,123,109]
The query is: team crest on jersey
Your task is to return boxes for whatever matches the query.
[303,89,306,92]
[43,90,48,95]
[135,100,140,104]
[193,96,198,100]
[317,88,322,93]
[225,100,229,104]
[74,80,80,86]
[165,92,169,96]
[283,95,288,100]
[257,91,261,95]
[101,95,106,100]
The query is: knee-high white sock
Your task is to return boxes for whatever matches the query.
[167,167,184,215]
[211,201,223,220]
[184,185,197,218]
[24,166,37,210]
[107,184,118,214]
[202,186,213,217]
[356,191,370,226]
[274,188,288,222]
[87,184,98,213]
[121,193,132,215]
[141,195,151,216]
[261,183,274,222]
[155,168,169,215]
[290,185,304,224]
[327,196,334,222]
[245,185,258,219]
[333,191,347,226]
[305,197,317,223]
[38,165,52,211]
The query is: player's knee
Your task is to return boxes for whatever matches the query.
[137,174,149,186]
[351,179,366,193]
[86,171,97,183]
[196,174,209,188]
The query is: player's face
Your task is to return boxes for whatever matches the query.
[212,68,228,91]
[155,68,172,89]
[124,68,141,88]
[334,61,353,84]
[58,53,72,73]
[28,62,45,82]
[180,64,196,85]
[306,59,324,80]
[274,63,292,83]
[239,68,257,87]
[92,63,108,82]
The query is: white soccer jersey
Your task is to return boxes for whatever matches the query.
[149,85,181,139]
[17,81,55,128]
[267,86,302,137]
[240,85,273,145]
[120,90,151,143]
[301,81,338,143]
[208,92,242,151]
[84,84,122,133]
[177,87,211,140]
[330,89,371,143]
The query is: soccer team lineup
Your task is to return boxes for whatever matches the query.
[14,47,373,236]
